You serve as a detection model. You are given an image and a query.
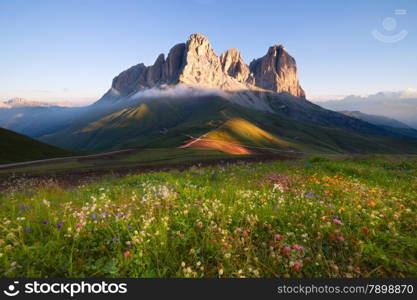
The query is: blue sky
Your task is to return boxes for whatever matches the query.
[0,0,416,103]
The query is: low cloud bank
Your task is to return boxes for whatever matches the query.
[130,84,231,100]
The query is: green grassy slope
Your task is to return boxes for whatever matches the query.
[0,127,76,164]
[42,96,417,154]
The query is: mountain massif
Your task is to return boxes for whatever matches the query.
[2,34,417,156]
[101,33,304,102]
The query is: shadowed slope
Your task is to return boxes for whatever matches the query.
[0,128,76,164]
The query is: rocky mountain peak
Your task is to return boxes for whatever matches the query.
[162,43,186,82]
[220,48,254,84]
[105,33,305,101]
[249,45,305,97]
[177,34,248,91]
[187,33,212,55]
[269,44,285,51]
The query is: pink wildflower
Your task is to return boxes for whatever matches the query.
[333,219,343,226]
[282,246,292,255]
[292,261,303,272]
[274,234,284,241]
[292,244,304,251]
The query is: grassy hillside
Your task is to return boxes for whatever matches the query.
[181,118,299,154]
[0,128,76,164]
[0,155,415,277]
[41,96,417,154]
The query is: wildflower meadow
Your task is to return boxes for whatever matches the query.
[0,155,416,277]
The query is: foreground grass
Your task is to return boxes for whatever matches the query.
[0,155,416,277]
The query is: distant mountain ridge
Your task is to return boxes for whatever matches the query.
[339,110,411,129]
[2,98,55,108]
[319,89,417,129]
[1,97,75,108]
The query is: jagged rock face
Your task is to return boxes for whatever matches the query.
[178,34,248,90]
[111,63,148,95]
[111,44,186,96]
[162,43,186,82]
[108,34,305,99]
[220,48,254,84]
[249,46,305,98]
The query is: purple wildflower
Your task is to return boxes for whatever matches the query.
[25,227,30,233]
[112,238,119,242]
[92,213,97,220]
[57,221,63,229]
[42,221,49,225]
[19,204,31,211]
